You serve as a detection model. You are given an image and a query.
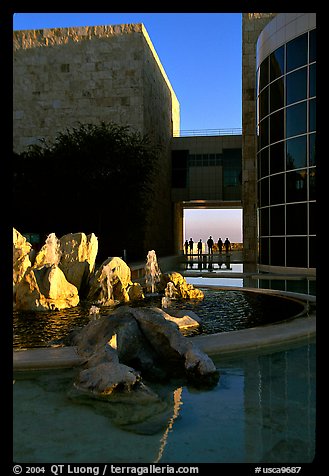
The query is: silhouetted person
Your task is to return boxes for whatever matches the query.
[217,237,223,254]
[189,238,194,255]
[197,239,202,257]
[184,240,189,255]
[207,236,214,255]
[224,237,231,253]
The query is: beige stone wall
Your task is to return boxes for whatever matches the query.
[14,25,141,151]
[242,13,276,265]
[139,26,180,254]
[13,23,180,257]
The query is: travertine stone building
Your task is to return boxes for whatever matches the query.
[13,24,180,257]
[13,23,179,151]
[242,13,276,264]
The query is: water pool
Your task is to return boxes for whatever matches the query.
[13,339,316,464]
[13,288,307,348]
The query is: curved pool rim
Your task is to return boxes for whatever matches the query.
[13,286,316,370]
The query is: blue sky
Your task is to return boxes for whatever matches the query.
[13,12,243,244]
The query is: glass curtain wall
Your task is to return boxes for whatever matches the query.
[257,29,316,269]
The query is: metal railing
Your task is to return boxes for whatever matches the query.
[173,128,242,137]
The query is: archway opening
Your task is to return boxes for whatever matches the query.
[183,208,243,254]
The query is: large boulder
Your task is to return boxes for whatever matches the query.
[13,228,32,289]
[87,257,132,305]
[59,232,98,295]
[15,264,79,311]
[159,272,204,300]
[75,361,159,402]
[72,305,219,389]
[33,233,62,269]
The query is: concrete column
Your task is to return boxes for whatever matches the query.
[173,202,184,254]
[242,13,276,265]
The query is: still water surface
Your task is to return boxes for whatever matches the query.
[13,340,316,463]
[13,288,306,348]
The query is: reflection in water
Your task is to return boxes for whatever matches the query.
[13,341,315,463]
[243,342,316,463]
[182,254,235,272]
[154,387,183,463]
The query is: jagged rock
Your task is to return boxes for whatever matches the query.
[159,271,204,300]
[127,282,145,301]
[13,228,32,291]
[73,306,219,390]
[33,233,62,268]
[87,256,132,304]
[15,264,79,311]
[76,361,138,394]
[59,232,98,295]
[157,307,201,331]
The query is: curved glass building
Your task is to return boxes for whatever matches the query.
[256,13,316,273]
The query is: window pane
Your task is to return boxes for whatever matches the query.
[259,57,269,90]
[309,29,316,63]
[309,168,316,200]
[259,207,269,236]
[286,33,308,72]
[309,236,316,268]
[270,46,284,81]
[259,237,269,264]
[270,237,285,266]
[171,150,188,188]
[259,86,269,120]
[286,102,307,138]
[309,63,316,98]
[286,203,307,235]
[309,202,316,235]
[286,135,307,170]
[270,141,284,174]
[270,205,285,235]
[270,77,284,113]
[286,67,307,105]
[286,237,307,267]
[270,173,284,205]
[286,169,307,203]
[259,177,269,207]
[270,109,284,143]
[258,147,269,178]
[260,117,269,148]
[309,133,316,166]
[309,99,316,132]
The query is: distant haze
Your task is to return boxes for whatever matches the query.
[184,209,243,244]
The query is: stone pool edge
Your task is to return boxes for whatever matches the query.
[13,313,316,371]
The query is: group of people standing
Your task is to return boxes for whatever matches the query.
[184,236,231,256]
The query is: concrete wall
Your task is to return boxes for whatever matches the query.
[171,134,242,201]
[13,23,180,257]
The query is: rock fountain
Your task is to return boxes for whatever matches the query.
[13,228,218,405]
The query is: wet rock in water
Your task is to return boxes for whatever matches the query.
[159,271,204,300]
[72,305,219,394]
[59,232,98,296]
[13,228,32,288]
[87,256,132,305]
[75,361,159,402]
[14,264,79,311]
